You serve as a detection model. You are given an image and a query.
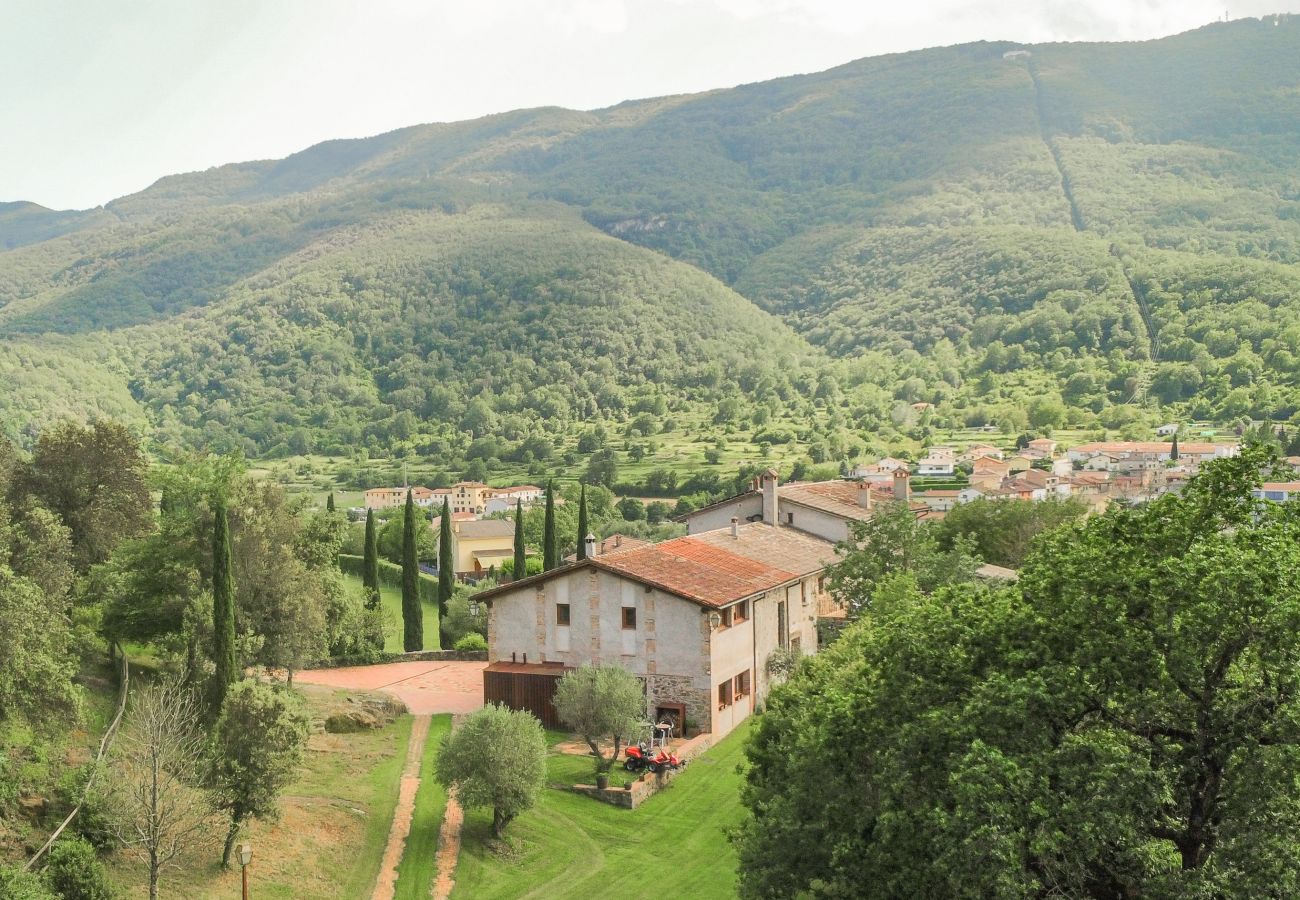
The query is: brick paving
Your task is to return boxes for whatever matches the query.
[297,660,486,715]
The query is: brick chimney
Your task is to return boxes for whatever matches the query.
[893,468,911,502]
[856,479,873,509]
[760,468,779,526]
[584,533,597,559]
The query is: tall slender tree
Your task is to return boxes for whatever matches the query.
[362,508,380,611]
[543,481,558,571]
[438,498,454,646]
[401,489,423,652]
[513,499,526,581]
[576,482,590,561]
[326,492,335,513]
[210,498,237,711]
[1171,433,1180,461]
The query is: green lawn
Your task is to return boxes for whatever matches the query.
[341,571,440,652]
[451,722,751,899]
[394,714,454,899]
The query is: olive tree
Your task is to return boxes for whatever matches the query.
[552,665,645,774]
[436,704,545,837]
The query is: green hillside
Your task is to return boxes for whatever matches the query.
[4,16,1300,462]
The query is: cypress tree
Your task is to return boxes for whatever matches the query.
[401,489,423,652]
[512,499,526,581]
[438,498,454,645]
[326,492,336,513]
[576,482,590,561]
[210,498,237,711]
[1171,433,1180,461]
[362,508,380,611]
[543,480,558,571]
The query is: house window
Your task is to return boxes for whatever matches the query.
[622,607,637,630]
[777,601,788,650]
[733,600,748,624]
[785,512,794,525]
[556,604,570,626]
[734,670,751,699]
[718,680,733,709]
[720,606,733,628]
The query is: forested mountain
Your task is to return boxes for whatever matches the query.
[3,16,1300,460]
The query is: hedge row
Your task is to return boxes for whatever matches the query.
[338,553,439,606]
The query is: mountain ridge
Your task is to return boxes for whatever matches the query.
[3,16,1300,465]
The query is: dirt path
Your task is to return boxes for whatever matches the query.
[372,714,432,900]
[431,786,463,899]
[431,714,467,900]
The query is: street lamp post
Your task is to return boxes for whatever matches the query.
[239,843,252,900]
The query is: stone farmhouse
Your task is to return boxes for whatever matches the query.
[477,517,836,738]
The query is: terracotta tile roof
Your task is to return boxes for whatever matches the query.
[976,563,1019,581]
[1259,482,1300,492]
[480,523,835,610]
[919,489,961,498]
[780,480,877,522]
[563,534,652,563]
[596,523,834,608]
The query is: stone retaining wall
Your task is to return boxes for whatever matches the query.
[570,732,715,810]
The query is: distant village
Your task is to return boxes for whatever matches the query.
[346,429,1300,742]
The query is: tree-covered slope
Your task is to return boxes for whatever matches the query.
[4,16,1300,453]
[3,204,825,454]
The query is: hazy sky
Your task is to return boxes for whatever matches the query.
[4,0,1298,210]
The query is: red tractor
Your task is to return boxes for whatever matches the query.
[623,721,683,773]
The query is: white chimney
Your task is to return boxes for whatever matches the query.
[730,516,740,538]
[584,533,597,559]
[856,480,873,509]
[761,468,779,526]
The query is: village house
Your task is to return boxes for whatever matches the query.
[850,456,908,481]
[916,489,961,512]
[917,451,956,476]
[1023,438,1058,459]
[449,481,493,515]
[482,485,544,515]
[1253,481,1300,502]
[958,444,1004,463]
[972,455,1012,479]
[364,486,434,510]
[1067,441,1238,470]
[681,469,925,544]
[433,516,517,576]
[477,518,836,738]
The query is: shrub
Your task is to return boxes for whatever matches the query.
[42,837,116,900]
[453,633,487,652]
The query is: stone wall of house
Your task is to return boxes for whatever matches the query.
[646,673,711,737]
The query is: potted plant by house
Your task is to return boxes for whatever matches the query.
[595,769,610,790]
